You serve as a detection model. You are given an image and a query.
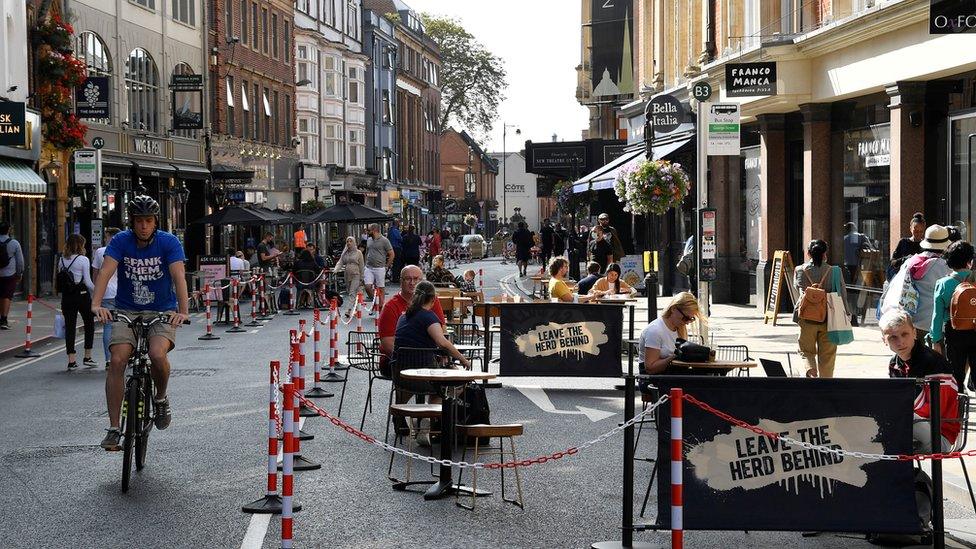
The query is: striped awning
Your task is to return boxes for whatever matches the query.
[0,159,46,198]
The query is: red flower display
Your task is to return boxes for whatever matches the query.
[34,15,88,150]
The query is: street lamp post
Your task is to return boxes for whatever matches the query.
[502,123,520,230]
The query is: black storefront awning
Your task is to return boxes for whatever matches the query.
[101,157,135,171]
[572,133,694,194]
[135,160,176,177]
[212,163,254,180]
[171,163,210,180]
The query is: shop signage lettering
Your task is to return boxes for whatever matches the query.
[649,94,683,134]
[725,62,777,97]
[930,0,976,34]
[531,146,586,169]
[73,149,100,186]
[505,184,526,193]
[76,76,110,119]
[133,138,162,156]
[857,137,890,168]
[0,102,26,146]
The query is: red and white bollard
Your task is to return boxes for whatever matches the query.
[322,298,346,377]
[671,388,683,549]
[281,331,319,470]
[478,268,484,294]
[355,292,364,352]
[15,294,40,357]
[281,382,296,548]
[296,322,317,418]
[284,274,299,315]
[227,279,246,333]
[305,309,334,397]
[198,284,220,340]
[257,275,273,320]
[246,278,262,326]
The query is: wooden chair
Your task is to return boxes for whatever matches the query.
[455,423,526,510]
[387,347,443,489]
[438,296,455,320]
[472,303,502,372]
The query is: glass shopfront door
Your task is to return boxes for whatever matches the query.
[948,113,976,241]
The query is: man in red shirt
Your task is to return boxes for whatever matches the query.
[378,264,445,376]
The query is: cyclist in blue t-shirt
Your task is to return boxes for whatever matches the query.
[91,196,190,450]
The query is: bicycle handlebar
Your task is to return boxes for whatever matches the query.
[111,311,191,326]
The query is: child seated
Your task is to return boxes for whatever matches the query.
[456,269,477,293]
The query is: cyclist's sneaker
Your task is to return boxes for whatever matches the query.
[100,428,122,451]
[153,397,172,430]
[0,318,8,330]
[83,357,98,368]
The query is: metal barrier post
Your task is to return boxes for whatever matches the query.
[930,378,945,549]
[281,382,296,548]
[15,294,40,357]
[227,279,247,333]
[284,274,300,315]
[246,278,262,326]
[305,309,334,398]
[671,387,684,549]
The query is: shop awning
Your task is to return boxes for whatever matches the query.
[212,164,254,180]
[135,160,176,176]
[171,163,210,180]
[0,159,46,198]
[572,134,694,194]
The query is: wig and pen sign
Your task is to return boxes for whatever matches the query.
[499,303,623,377]
[655,377,921,534]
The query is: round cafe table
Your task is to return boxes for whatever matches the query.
[398,368,497,500]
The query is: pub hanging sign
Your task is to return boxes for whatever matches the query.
[76,76,111,119]
[0,102,27,147]
[171,74,204,130]
[725,62,777,98]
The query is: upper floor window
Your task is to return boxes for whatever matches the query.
[125,48,160,133]
[240,0,248,45]
[130,0,156,10]
[283,18,291,63]
[172,0,196,26]
[272,13,279,58]
[297,0,311,15]
[225,0,233,39]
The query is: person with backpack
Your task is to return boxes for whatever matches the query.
[58,234,96,370]
[794,240,849,378]
[0,222,24,330]
[929,240,975,391]
[881,225,952,342]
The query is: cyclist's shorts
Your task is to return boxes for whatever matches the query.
[110,310,178,351]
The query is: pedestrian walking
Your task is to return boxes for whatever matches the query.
[0,221,24,330]
[336,236,364,307]
[589,225,614,274]
[293,223,308,252]
[794,239,849,378]
[593,213,625,262]
[511,222,534,277]
[427,229,441,267]
[553,223,567,257]
[92,227,120,369]
[364,223,394,303]
[929,240,976,391]
[58,234,96,370]
[881,224,952,341]
[842,221,876,283]
[540,220,555,269]
[402,225,422,267]
[889,212,925,279]
[388,220,403,282]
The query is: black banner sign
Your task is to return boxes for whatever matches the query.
[499,303,623,377]
[725,62,777,97]
[654,377,919,533]
[76,76,110,119]
[590,0,634,97]
[0,102,26,146]
[170,74,204,90]
[531,146,586,170]
[930,0,976,34]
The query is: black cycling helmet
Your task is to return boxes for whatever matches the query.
[128,195,160,218]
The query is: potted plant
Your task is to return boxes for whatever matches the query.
[613,159,691,216]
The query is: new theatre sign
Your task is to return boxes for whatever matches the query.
[725,62,777,97]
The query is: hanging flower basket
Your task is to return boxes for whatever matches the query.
[34,13,89,150]
[463,214,478,227]
[613,159,691,216]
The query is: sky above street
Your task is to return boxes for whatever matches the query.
[406,0,590,154]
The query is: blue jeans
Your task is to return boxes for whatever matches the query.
[102,299,114,362]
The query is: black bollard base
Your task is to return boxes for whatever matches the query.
[198,333,221,340]
[591,541,656,548]
[304,387,334,398]
[321,370,347,381]
[298,403,318,418]
[226,326,247,333]
[245,320,263,327]
[241,494,303,514]
[279,428,314,442]
[15,349,41,358]
[283,310,300,316]
[283,454,321,471]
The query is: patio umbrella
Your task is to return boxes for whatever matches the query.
[306,203,392,224]
[191,205,293,226]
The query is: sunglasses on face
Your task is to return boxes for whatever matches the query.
[677,309,695,323]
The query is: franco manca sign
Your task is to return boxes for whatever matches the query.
[725,62,777,97]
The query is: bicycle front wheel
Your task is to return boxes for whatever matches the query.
[135,385,151,470]
[121,381,138,492]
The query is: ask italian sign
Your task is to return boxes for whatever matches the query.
[725,62,777,97]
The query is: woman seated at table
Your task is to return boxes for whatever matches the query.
[426,255,456,286]
[588,263,636,298]
[548,257,594,303]
[638,292,706,384]
[394,280,471,371]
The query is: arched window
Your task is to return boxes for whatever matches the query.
[125,48,159,133]
[171,63,199,138]
[76,32,112,125]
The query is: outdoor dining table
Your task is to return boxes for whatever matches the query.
[398,368,498,500]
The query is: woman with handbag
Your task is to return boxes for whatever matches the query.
[794,240,849,378]
[638,292,706,385]
[57,234,96,370]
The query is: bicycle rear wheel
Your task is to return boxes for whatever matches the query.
[135,384,152,470]
[121,381,138,492]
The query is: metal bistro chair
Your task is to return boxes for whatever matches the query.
[358,334,388,430]
[386,347,443,489]
[334,330,378,418]
[715,344,752,377]
[472,303,502,371]
[292,269,319,309]
[446,321,486,371]
[634,383,660,518]
[947,393,976,513]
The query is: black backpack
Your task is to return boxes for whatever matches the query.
[56,256,84,296]
[0,238,12,269]
[460,383,491,445]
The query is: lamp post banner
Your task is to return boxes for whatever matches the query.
[653,377,919,534]
[499,303,623,377]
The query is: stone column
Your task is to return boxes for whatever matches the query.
[887,81,927,257]
[755,113,787,313]
[800,103,832,248]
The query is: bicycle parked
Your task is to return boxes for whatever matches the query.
[112,311,189,492]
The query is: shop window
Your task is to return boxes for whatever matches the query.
[226,76,235,136]
[948,115,976,242]
[842,124,890,287]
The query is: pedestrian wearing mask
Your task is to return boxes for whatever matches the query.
[58,234,96,370]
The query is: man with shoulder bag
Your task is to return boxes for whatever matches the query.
[0,222,24,330]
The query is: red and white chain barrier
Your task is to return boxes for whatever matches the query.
[671,388,684,549]
[281,382,296,548]
[15,294,40,357]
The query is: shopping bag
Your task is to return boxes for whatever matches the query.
[53,311,65,339]
[826,266,854,345]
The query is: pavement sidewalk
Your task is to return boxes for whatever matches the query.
[0,294,65,359]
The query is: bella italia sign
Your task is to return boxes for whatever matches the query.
[725,62,777,97]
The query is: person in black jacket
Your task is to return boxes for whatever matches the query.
[539,220,555,269]
[888,212,925,280]
[401,225,422,267]
[512,222,534,277]
[553,223,567,256]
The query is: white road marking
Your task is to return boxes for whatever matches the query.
[249,329,259,333]
[514,386,616,422]
[0,335,85,376]
[241,416,305,549]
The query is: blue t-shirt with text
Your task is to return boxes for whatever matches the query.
[105,229,186,312]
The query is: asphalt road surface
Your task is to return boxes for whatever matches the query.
[0,258,971,548]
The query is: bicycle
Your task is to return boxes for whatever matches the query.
[113,311,189,492]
